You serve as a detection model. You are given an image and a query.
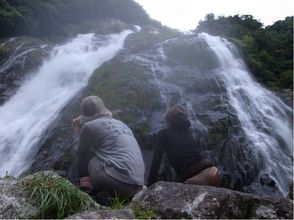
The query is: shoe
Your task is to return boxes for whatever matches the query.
[94,191,112,206]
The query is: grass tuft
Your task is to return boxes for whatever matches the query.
[4,171,16,180]
[132,203,158,219]
[22,171,97,219]
[110,195,129,209]
[109,195,158,219]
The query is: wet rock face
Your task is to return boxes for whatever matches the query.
[16,26,291,196]
[99,29,263,191]
[0,178,38,219]
[132,181,293,219]
[28,92,82,183]
[275,89,293,108]
[0,37,51,103]
[163,36,220,70]
[288,182,293,200]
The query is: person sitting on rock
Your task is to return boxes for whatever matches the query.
[73,95,145,197]
[147,104,221,187]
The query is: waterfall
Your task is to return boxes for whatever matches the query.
[200,33,293,195]
[0,30,132,177]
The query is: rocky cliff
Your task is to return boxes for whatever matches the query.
[0,0,292,202]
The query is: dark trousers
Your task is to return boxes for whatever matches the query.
[88,157,142,197]
[77,150,94,177]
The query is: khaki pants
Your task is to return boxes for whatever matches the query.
[184,166,221,187]
[88,157,142,197]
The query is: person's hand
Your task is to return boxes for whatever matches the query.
[79,176,93,192]
[72,116,81,133]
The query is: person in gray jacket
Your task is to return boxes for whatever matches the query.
[73,96,145,197]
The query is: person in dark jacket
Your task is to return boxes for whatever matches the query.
[147,104,221,187]
[73,96,145,197]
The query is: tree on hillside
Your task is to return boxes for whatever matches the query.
[0,0,153,38]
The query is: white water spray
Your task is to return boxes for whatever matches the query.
[0,30,132,177]
[200,33,293,195]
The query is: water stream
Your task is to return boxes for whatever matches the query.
[127,32,293,195]
[0,29,292,196]
[200,33,293,195]
[0,30,132,177]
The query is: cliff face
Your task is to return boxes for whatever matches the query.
[0,1,292,199]
[27,25,292,198]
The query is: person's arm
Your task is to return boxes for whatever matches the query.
[147,132,165,186]
[77,124,94,177]
[72,115,82,133]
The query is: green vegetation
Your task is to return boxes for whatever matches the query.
[0,0,155,38]
[125,25,179,53]
[84,60,162,141]
[83,26,177,144]
[132,203,158,219]
[110,196,158,219]
[22,171,97,219]
[110,195,130,209]
[196,14,293,89]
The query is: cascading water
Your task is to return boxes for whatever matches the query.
[125,31,292,195]
[0,30,132,177]
[126,38,207,133]
[200,33,293,196]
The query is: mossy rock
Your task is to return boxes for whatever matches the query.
[0,46,9,63]
[84,58,162,137]
[163,37,219,70]
[125,25,179,53]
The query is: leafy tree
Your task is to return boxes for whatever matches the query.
[0,0,154,38]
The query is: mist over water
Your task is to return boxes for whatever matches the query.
[0,30,132,177]
[200,33,293,195]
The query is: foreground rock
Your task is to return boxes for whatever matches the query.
[66,209,135,219]
[0,171,99,219]
[1,171,137,219]
[0,177,38,219]
[132,181,293,219]
[1,172,293,219]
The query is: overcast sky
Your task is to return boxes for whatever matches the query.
[134,0,294,30]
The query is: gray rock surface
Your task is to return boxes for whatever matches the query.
[0,171,100,219]
[132,181,293,219]
[66,208,135,219]
[24,27,292,197]
[0,177,38,219]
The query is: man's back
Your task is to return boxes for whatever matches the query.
[84,116,145,186]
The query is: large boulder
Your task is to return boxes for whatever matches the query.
[66,209,135,219]
[131,181,293,219]
[0,177,38,219]
[0,171,99,219]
